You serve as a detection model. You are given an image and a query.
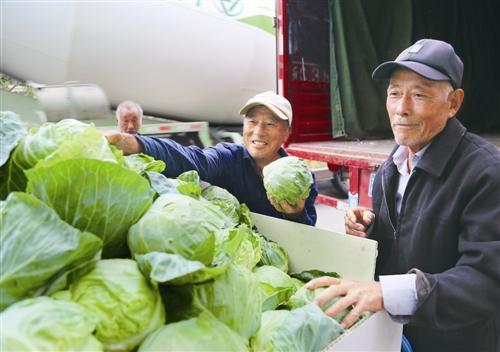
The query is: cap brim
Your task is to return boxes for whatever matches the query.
[372,61,450,83]
[239,102,290,121]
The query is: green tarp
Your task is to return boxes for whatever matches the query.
[329,0,500,139]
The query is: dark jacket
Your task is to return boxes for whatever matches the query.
[370,118,500,352]
[136,136,317,226]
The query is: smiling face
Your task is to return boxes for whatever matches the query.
[386,69,464,154]
[243,105,290,171]
[117,106,142,134]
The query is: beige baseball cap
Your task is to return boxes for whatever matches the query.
[239,91,293,125]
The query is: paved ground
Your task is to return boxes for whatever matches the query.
[315,203,346,234]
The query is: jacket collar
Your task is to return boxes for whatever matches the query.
[386,118,466,178]
[416,118,466,177]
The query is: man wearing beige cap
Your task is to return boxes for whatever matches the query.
[106,91,317,225]
[307,39,500,351]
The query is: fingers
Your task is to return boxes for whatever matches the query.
[323,294,358,327]
[279,198,305,215]
[344,208,374,237]
[306,276,340,290]
[267,194,283,212]
[338,303,364,329]
[362,210,375,225]
[345,208,361,223]
[267,196,306,217]
[312,281,347,309]
[344,216,368,237]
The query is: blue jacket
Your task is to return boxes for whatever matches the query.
[370,118,500,352]
[136,136,317,226]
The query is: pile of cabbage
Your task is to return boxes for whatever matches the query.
[0,112,347,352]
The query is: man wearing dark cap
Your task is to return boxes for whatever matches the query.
[307,39,500,351]
[106,91,317,225]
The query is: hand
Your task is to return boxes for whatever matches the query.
[306,276,384,328]
[267,194,305,219]
[105,132,142,155]
[344,207,375,238]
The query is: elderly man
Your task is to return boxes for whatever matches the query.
[307,39,500,351]
[116,100,143,134]
[107,91,317,225]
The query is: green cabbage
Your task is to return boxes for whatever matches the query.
[251,304,344,352]
[202,185,241,227]
[66,259,165,352]
[176,170,202,198]
[135,251,227,285]
[0,112,28,198]
[1,119,125,199]
[263,156,313,205]
[254,265,297,311]
[159,264,263,338]
[0,296,102,352]
[0,111,26,167]
[249,309,288,352]
[257,234,289,272]
[0,192,102,311]
[287,285,350,323]
[128,193,225,265]
[138,312,248,351]
[26,159,154,258]
[214,225,262,270]
[124,153,165,175]
[14,119,118,170]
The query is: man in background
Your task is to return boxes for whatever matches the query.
[116,100,142,134]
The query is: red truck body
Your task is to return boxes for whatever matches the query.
[277,0,386,209]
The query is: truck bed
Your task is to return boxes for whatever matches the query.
[287,135,500,209]
[287,135,500,168]
[286,139,396,169]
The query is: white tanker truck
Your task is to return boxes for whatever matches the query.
[1,0,276,136]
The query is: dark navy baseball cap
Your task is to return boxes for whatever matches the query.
[372,39,464,88]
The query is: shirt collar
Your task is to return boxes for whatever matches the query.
[392,143,431,174]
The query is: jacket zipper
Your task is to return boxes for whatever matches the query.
[381,170,397,239]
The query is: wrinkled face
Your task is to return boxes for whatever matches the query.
[386,69,463,153]
[117,107,142,134]
[243,106,290,167]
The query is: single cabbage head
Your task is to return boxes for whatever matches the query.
[263,156,313,205]
[66,259,165,352]
[138,312,248,351]
[0,296,102,352]
[128,193,225,265]
[250,304,344,352]
[202,185,241,227]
